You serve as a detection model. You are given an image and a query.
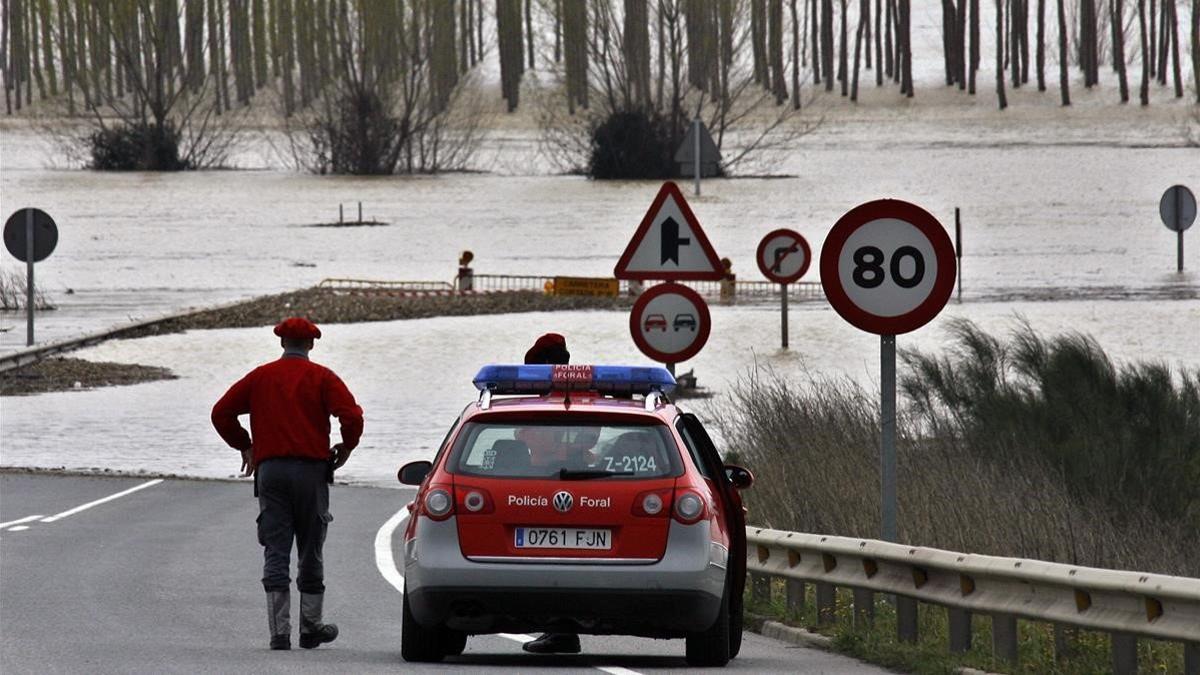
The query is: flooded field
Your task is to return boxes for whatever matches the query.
[2,298,1196,486]
[2,18,1197,481]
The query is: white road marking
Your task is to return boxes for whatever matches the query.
[39,479,164,523]
[0,514,44,529]
[8,525,31,531]
[372,505,409,594]
[373,505,645,674]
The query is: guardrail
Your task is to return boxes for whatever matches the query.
[378,273,826,302]
[745,528,1200,673]
[318,278,456,293]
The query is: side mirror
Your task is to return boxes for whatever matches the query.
[398,460,433,486]
[724,464,754,490]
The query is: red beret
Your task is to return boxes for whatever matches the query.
[524,333,569,365]
[274,317,322,340]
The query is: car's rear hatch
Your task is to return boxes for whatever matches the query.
[447,415,682,563]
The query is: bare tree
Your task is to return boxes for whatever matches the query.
[535,0,818,176]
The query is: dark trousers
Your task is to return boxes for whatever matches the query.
[257,458,332,594]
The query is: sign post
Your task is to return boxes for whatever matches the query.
[616,182,723,373]
[674,120,721,197]
[756,229,812,350]
[628,283,711,369]
[819,200,956,542]
[1159,185,1196,273]
[4,207,59,346]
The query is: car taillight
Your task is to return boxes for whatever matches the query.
[672,489,706,524]
[632,489,672,517]
[455,485,494,514]
[423,487,454,520]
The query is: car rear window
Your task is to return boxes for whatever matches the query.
[450,420,682,479]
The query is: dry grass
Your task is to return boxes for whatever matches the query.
[711,324,1199,578]
[0,268,55,310]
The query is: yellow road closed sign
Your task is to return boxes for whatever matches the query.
[553,276,619,297]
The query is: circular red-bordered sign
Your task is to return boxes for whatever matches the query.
[756,228,812,284]
[819,200,956,335]
[629,283,712,363]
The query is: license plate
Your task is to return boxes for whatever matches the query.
[514,527,612,550]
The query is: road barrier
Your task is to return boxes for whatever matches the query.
[336,274,826,302]
[745,527,1200,674]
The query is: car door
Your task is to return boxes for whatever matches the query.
[677,413,746,595]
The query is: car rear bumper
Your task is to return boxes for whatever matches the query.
[402,517,727,636]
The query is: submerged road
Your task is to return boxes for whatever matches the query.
[0,474,889,674]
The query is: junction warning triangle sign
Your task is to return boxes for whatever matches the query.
[614,182,724,281]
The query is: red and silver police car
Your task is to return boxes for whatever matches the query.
[397,364,753,666]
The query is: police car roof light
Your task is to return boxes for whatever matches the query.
[472,364,676,396]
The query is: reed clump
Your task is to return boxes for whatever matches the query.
[715,319,1199,577]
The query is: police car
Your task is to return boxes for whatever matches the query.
[397,364,753,666]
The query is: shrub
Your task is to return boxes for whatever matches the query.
[587,109,676,180]
[709,323,1199,577]
[89,122,190,171]
[901,319,1200,529]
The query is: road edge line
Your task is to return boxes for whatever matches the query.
[39,478,164,523]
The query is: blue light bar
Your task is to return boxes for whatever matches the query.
[472,364,676,396]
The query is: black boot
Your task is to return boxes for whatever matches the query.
[522,632,581,654]
[266,590,291,650]
[298,592,339,649]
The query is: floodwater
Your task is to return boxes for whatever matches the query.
[1,15,1198,482]
[1,298,1197,487]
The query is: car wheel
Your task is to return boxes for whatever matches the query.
[401,586,445,663]
[729,590,744,658]
[440,629,468,656]
[685,581,731,667]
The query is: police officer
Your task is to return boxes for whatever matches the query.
[520,333,582,655]
[211,317,364,651]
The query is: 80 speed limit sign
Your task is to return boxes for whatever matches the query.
[819,200,956,335]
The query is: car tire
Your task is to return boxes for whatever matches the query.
[401,587,445,663]
[729,590,744,658]
[440,629,468,656]
[685,581,731,667]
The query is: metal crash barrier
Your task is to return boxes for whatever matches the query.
[745,527,1200,674]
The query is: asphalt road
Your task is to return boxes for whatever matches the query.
[0,473,890,674]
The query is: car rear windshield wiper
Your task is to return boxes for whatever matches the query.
[558,468,635,480]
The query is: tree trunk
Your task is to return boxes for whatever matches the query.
[942,0,955,85]
[625,0,651,107]
[1112,0,1129,101]
[969,0,979,92]
[526,0,535,69]
[851,0,866,99]
[1167,0,1181,97]
[770,0,788,102]
[996,0,1008,107]
[1036,0,1045,89]
[812,0,822,84]
[1057,0,1070,103]
[1192,0,1199,103]
[822,0,834,90]
[884,0,893,78]
[1137,0,1149,104]
[792,0,802,107]
[838,0,848,95]
[900,0,912,95]
[1149,0,1156,77]
[876,0,884,84]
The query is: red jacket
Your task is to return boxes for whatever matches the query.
[211,356,364,464]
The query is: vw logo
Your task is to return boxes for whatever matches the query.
[552,491,573,513]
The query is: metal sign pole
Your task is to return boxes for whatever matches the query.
[880,334,897,542]
[666,362,676,377]
[781,283,789,349]
[1181,231,1185,273]
[25,209,35,346]
[1178,187,1185,273]
[693,117,701,197]
[955,208,962,302]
